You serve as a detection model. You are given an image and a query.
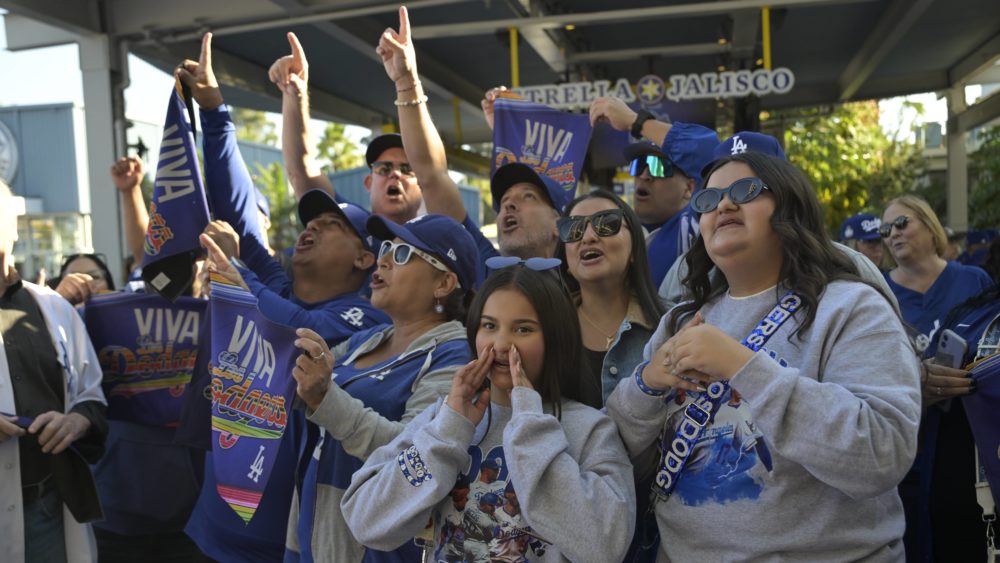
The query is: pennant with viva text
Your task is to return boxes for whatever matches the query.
[141,79,211,301]
[491,94,593,210]
[209,276,299,525]
[83,292,206,427]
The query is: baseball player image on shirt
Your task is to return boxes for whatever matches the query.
[489,481,548,562]
[436,475,471,562]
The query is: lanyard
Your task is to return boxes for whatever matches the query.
[653,291,802,500]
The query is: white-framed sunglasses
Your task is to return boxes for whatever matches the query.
[378,240,457,286]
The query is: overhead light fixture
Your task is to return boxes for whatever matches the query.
[718,38,728,45]
[565,24,576,31]
[717,65,726,72]
[756,58,764,66]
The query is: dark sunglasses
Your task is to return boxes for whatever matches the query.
[484,256,562,271]
[378,240,452,277]
[629,155,673,178]
[557,209,625,243]
[371,161,414,177]
[878,215,910,238]
[691,177,770,214]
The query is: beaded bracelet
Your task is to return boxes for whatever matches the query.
[634,361,668,397]
[394,95,428,107]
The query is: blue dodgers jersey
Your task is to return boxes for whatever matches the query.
[646,208,698,289]
[886,262,992,354]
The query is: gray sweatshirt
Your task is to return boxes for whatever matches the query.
[606,281,921,562]
[341,387,636,563]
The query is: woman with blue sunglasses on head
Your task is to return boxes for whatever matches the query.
[607,152,922,561]
[880,195,993,562]
[342,264,635,563]
[284,213,480,563]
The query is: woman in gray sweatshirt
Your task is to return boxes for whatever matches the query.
[607,152,922,562]
[341,265,636,563]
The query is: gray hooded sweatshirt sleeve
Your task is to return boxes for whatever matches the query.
[607,281,920,562]
[342,388,636,563]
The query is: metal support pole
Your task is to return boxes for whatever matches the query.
[509,27,520,88]
[761,6,772,69]
[946,87,969,230]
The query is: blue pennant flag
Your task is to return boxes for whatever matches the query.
[208,275,300,525]
[491,95,593,210]
[963,351,1000,509]
[141,80,211,301]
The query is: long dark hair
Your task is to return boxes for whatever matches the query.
[56,252,117,292]
[672,152,883,337]
[558,189,666,326]
[465,266,584,418]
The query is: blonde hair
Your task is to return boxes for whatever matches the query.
[884,195,948,257]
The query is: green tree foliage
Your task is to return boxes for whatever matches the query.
[230,107,278,145]
[251,162,299,252]
[316,123,364,173]
[969,125,1000,229]
[777,100,925,234]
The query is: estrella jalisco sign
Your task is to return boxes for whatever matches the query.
[512,68,795,109]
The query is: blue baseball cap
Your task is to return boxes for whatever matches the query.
[297,189,377,252]
[967,229,999,246]
[839,213,882,242]
[491,162,567,213]
[365,133,405,167]
[255,188,271,220]
[702,131,787,177]
[366,213,480,290]
[625,122,718,185]
[480,492,503,507]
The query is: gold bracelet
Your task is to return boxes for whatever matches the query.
[396,80,421,93]
[394,95,428,107]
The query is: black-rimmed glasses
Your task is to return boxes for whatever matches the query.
[371,161,414,177]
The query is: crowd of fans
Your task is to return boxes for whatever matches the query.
[1,6,997,563]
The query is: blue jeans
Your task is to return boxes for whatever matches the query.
[24,487,67,563]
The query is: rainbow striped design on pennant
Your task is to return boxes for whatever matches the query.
[216,484,263,524]
[211,416,283,440]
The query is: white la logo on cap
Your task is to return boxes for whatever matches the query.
[447,248,457,260]
[730,135,748,155]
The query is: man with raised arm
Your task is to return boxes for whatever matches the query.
[270,32,423,224]
[174,34,389,563]
[376,6,562,272]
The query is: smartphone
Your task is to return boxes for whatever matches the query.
[934,329,968,369]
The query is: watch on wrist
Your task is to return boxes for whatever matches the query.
[630,109,655,139]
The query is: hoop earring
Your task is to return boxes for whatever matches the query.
[434,298,444,314]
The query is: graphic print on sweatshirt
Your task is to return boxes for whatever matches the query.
[664,348,784,506]
[433,445,550,562]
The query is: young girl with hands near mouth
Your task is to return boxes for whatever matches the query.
[341,265,635,563]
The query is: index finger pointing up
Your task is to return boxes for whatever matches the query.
[200,33,213,70]
[398,6,410,43]
[287,32,306,65]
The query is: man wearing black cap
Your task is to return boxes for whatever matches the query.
[179,33,389,343]
[270,33,423,225]
[376,7,561,276]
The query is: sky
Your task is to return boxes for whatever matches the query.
[0,12,984,152]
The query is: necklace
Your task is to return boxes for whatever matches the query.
[578,306,618,351]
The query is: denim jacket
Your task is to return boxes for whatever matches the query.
[575,293,657,405]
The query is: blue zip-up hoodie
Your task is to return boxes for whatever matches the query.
[285,320,471,563]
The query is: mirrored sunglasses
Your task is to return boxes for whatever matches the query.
[378,240,453,280]
[691,177,770,214]
[878,215,910,238]
[557,209,625,243]
[371,161,415,177]
[629,155,673,178]
[484,256,562,271]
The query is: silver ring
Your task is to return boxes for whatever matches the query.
[311,351,327,362]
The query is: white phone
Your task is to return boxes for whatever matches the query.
[934,329,968,369]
